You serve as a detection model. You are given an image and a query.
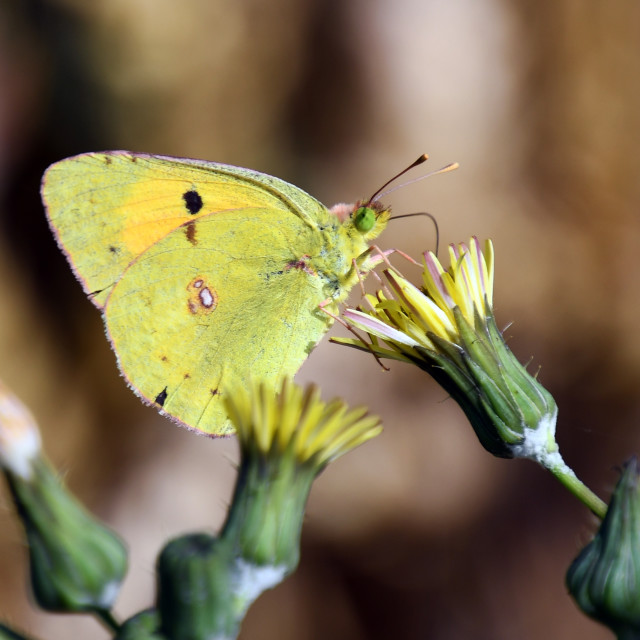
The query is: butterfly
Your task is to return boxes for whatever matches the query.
[41,151,410,436]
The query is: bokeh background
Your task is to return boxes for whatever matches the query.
[1,1,639,638]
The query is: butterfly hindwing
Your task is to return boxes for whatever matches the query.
[104,207,332,434]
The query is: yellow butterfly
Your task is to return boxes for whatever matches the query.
[41,151,401,436]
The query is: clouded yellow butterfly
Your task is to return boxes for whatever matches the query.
[41,151,395,436]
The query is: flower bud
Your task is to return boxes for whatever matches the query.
[0,382,41,480]
[567,458,640,636]
[0,382,127,614]
[222,378,381,570]
[341,238,559,460]
[157,534,239,640]
[5,456,128,613]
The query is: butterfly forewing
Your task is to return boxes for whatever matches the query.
[42,151,327,308]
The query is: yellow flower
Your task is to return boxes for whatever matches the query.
[341,238,493,354]
[220,378,381,578]
[224,378,382,469]
[338,237,607,518]
[339,238,556,460]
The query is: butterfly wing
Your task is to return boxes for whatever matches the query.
[42,151,326,308]
[42,152,341,435]
[104,206,332,434]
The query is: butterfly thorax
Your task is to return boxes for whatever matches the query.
[305,201,390,304]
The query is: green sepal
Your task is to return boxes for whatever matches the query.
[4,457,127,613]
[420,335,521,454]
[222,450,314,569]
[502,374,542,430]
[486,313,555,417]
[426,333,466,370]
[454,308,503,387]
[464,356,524,442]
[412,345,514,458]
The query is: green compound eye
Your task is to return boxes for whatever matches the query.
[353,206,376,232]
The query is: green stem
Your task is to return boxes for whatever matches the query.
[547,460,607,519]
[93,609,121,634]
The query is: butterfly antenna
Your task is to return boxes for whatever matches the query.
[367,154,429,204]
[390,211,440,256]
[376,162,459,202]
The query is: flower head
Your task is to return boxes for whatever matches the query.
[339,238,558,462]
[216,378,382,610]
[224,377,382,470]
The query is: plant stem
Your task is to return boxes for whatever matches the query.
[548,460,607,519]
[93,609,121,634]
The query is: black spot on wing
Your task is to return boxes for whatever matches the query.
[183,189,203,215]
[155,387,168,407]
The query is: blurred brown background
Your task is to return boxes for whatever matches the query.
[1,1,639,638]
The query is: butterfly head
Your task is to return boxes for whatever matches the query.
[330,154,438,243]
[330,200,390,241]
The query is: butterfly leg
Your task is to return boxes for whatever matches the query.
[354,246,420,304]
[318,298,390,372]
[368,245,421,269]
